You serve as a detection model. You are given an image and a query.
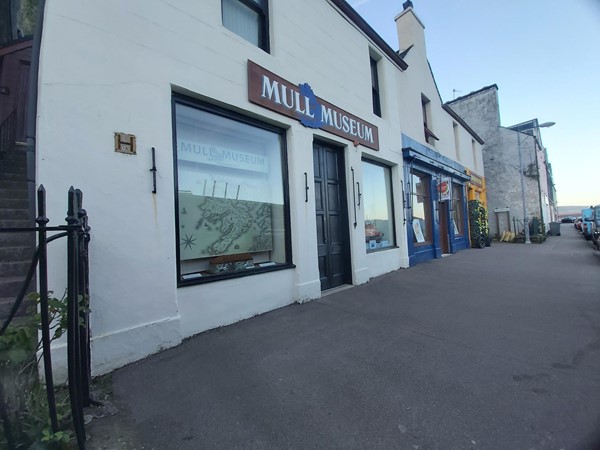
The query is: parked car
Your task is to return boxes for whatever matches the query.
[592,205,600,250]
[581,208,594,240]
[561,216,575,223]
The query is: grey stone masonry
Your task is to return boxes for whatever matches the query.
[446,86,546,238]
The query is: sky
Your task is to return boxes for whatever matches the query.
[349,0,600,208]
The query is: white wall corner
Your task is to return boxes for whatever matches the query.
[294,279,322,303]
[90,316,182,376]
[354,267,370,285]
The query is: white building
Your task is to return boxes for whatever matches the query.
[28,0,484,376]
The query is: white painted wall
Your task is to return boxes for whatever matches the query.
[394,7,484,175]
[36,0,418,376]
[35,0,486,377]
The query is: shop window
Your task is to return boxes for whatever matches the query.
[411,171,432,244]
[362,159,395,252]
[452,183,464,235]
[370,57,381,117]
[173,98,291,284]
[222,0,269,52]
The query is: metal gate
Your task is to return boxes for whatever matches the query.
[0,185,91,450]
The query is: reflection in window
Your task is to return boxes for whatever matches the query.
[174,100,290,282]
[370,57,381,117]
[452,183,464,235]
[411,171,432,244]
[222,0,269,52]
[362,160,395,252]
[421,94,438,146]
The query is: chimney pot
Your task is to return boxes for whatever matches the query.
[403,0,414,10]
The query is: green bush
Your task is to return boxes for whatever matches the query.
[468,200,489,248]
[0,292,75,449]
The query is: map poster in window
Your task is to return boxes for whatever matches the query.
[413,219,425,243]
[178,192,273,260]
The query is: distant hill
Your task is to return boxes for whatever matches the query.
[558,205,593,216]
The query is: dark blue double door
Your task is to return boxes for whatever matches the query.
[313,142,351,291]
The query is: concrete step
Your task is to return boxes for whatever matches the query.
[0,165,27,176]
[0,295,34,320]
[0,172,27,182]
[0,187,28,199]
[0,260,30,277]
[0,151,27,164]
[0,230,34,245]
[0,245,34,261]
[0,208,31,220]
[0,218,33,228]
[0,197,28,208]
[0,276,30,298]
[0,179,28,189]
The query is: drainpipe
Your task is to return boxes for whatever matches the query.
[26,0,47,221]
[534,138,544,232]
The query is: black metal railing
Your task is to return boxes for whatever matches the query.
[512,217,525,235]
[0,110,17,160]
[0,185,91,450]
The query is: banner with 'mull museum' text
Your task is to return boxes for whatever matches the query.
[247,60,379,151]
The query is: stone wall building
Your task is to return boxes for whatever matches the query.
[446,85,557,238]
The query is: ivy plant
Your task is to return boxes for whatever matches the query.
[468,200,489,248]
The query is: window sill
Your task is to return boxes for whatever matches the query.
[178,262,295,287]
[366,245,398,254]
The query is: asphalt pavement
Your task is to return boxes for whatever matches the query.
[87,224,600,450]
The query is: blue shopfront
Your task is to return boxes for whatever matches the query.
[402,135,470,266]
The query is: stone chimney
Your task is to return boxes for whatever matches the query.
[395,0,426,55]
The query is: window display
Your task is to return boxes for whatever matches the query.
[411,171,432,244]
[174,100,291,282]
[362,160,395,252]
[452,183,464,235]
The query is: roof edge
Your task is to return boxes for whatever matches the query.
[445,84,498,105]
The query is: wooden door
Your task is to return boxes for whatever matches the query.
[439,201,450,253]
[313,142,351,290]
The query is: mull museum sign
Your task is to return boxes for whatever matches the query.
[248,60,379,151]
